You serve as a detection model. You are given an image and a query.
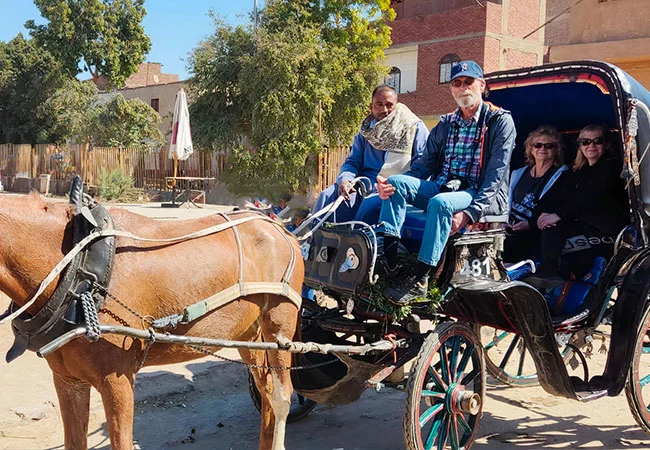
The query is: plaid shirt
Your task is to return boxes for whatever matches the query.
[434,106,483,189]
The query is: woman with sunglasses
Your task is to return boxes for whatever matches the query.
[503,125,567,262]
[532,124,628,282]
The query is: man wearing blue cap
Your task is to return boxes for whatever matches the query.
[376,60,516,304]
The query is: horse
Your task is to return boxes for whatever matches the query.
[0,192,304,450]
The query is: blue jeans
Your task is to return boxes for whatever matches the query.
[379,174,476,266]
[313,182,382,224]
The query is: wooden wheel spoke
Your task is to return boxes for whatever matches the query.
[449,414,460,449]
[455,343,474,382]
[450,336,461,381]
[457,412,473,433]
[428,364,448,391]
[436,415,450,450]
[460,368,480,386]
[439,342,451,383]
[498,334,520,370]
[419,403,445,428]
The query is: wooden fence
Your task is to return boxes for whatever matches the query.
[0,143,348,194]
[317,145,351,191]
[0,144,227,190]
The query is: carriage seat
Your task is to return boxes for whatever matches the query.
[401,205,508,241]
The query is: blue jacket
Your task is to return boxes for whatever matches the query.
[337,121,429,186]
[406,102,516,222]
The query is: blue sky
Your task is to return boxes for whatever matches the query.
[0,1,260,80]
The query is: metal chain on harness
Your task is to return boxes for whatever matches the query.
[79,291,101,342]
[194,346,338,371]
[94,282,339,372]
[137,328,156,371]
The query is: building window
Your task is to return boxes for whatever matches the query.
[439,54,461,84]
[150,98,159,112]
[385,67,401,94]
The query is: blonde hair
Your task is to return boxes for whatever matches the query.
[573,124,609,171]
[523,125,564,167]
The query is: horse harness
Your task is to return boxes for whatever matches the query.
[5,178,116,362]
[4,178,302,362]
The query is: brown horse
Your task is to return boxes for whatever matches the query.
[0,193,303,450]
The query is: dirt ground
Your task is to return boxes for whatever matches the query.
[1,200,650,450]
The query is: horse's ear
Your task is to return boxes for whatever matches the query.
[69,176,83,209]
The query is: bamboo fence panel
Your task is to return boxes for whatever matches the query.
[317,145,350,191]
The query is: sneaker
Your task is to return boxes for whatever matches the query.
[376,257,401,280]
[385,275,429,305]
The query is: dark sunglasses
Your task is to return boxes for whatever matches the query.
[531,142,558,149]
[578,137,605,146]
[451,78,476,88]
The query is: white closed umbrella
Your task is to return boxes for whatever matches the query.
[169,89,193,182]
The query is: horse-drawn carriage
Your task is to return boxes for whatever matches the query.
[1,60,650,450]
[244,60,650,449]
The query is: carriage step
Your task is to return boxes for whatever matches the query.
[570,376,609,402]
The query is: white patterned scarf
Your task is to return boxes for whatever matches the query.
[360,103,422,178]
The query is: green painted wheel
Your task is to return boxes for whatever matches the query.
[479,326,539,386]
[404,322,485,450]
[626,305,650,436]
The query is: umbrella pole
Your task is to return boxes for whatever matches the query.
[172,154,178,206]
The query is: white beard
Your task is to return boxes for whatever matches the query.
[454,91,478,109]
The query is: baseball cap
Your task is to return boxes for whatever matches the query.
[450,60,484,80]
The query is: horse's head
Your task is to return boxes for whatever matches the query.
[0,192,73,307]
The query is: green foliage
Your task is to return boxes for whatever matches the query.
[38,78,98,144]
[89,94,163,148]
[26,0,151,88]
[97,166,140,201]
[189,0,394,198]
[0,34,66,143]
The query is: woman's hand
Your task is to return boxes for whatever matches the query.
[537,213,561,230]
[511,221,529,232]
[376,175,395,200]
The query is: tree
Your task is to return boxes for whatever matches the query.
[188,0,394,197]
[38,78,98,144]
[88,93,163,148]
[26,0,151,88]
[0,33,66,143]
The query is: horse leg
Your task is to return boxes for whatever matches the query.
[52,373,91,450]
[258,296,299,450]
[239,330,292,450]
[96,372,136,450]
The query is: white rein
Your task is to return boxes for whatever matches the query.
[0,214,275,325]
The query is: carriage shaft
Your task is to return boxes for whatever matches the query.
[37,325,407,358]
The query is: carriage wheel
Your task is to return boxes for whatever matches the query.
[404,322,485,450]
[478,326,539,386]
[625,305,650,435]
[247,370,317,423]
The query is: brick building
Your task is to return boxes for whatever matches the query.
[94,62,179,91]
[386,0,547,126]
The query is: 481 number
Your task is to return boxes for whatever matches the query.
[460,257,491,277]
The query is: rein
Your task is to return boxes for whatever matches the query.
[0,213,296,326]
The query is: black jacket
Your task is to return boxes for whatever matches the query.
[535,157,629,236]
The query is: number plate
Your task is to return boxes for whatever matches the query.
[459,257,492,277]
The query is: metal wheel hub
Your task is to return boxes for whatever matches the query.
[445,382,481,415]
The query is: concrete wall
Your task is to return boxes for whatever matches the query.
[547,0,650,89]
[568,0,650,44]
